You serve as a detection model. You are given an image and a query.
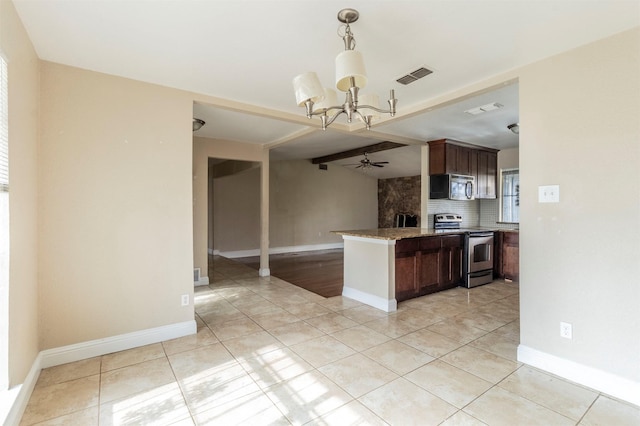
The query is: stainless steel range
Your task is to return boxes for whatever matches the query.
[434,213,494,288]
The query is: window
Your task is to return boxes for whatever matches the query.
[501,168,519,223]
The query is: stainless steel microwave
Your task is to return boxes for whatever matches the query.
[430,174,475,200]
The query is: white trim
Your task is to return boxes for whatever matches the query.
[212,249,220,255]
[4,320,196,424]
[40,320,196,368]
[220,242,344,259]
[194,277,209,286]
[341,235,397,245]
[518,344,640,407]
[342,286,397,312]
[259,268,270,277]
[208,248,215,255]
[4,355,39,426]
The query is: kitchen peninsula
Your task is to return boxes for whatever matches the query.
[333,227,467,312]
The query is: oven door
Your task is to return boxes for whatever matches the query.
[468,233,493,272]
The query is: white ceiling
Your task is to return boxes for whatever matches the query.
[13,0,640,178]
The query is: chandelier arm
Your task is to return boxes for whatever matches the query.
[357,105,393,114]
[324,109,346,128]
[308,105,344,117]
[354,110,372,130]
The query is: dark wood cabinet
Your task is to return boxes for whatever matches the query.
[494,231,519,281]
[502,232,519,281]
[477,150,497,199]
[429,139,472,175]
[395,235,464,302]
[428,139,498,199]
[440,235,464,289]
[445,143,472,175]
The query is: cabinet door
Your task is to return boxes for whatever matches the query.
[395,253,417,302]
[440,235,464,289]
[417,249,441,295]
[428,142,446,175]
[502,232,519,281]
[445,144,459,174]
[477,151,497,199]
[494,231,504,278]
[485,152,497,198]
[457,146,471,175]
[416,237,441,295]
[444,144,471,175]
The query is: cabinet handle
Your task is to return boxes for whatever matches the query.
[448,254,452,280]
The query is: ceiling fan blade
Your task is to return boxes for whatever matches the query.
[372,164,385,167]
[372,161,389,165]
[355,165,363,168]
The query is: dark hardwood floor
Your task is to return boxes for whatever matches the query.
[234,249,344,298]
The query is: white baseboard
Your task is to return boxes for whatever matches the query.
[208,248,215,255]
[194,276,209,286]
[342,286,397,313]
[220,242,344,259]
[518,344,640,407]
[4,356,40,426]
[5,320,196,425]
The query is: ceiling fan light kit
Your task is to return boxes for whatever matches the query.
[292,8,397,130]
[192,118,205,131]
[349,152,389,169]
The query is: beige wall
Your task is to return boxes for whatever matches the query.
[193,137,265,273]
[519,28,639,389]
[269,160,378,248]
[212,166,261,252]
[39,62,194,349]
[498,147,519,170]
[206,159,378,254]
[1,0,40,385]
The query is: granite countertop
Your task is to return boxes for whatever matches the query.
[333,227,518,241]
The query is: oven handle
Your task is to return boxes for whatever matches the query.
[467,232,494,238]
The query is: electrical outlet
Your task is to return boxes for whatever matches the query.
[181,294,189,306]
[560,322,572,339]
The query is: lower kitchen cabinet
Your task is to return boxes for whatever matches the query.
[440,235,464,289]
[502,231,519,281]
[495,231,519,281]
[395,235,464,302]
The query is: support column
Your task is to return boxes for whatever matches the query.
[259,149,270,277]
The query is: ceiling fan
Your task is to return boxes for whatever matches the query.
[348,152,389,169]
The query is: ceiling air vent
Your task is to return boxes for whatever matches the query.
[396,67,433,85]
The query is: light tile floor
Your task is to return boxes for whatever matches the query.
[20,256,640,425]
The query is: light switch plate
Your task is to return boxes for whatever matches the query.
[539,185,560,203]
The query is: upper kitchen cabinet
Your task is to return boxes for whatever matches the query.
[476,150,497,199]
[428,139,498,199]
[429,139,472,175]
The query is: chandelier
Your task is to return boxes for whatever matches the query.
[292,8,397,130]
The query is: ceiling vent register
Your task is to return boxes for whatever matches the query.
[396,67,433,85]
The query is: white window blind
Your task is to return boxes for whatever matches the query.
[502,169,519,223]
[0,56,7,192]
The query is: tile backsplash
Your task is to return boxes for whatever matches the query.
[427,199,518,229]
[427,199,479,228]
[379,175,518,229]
